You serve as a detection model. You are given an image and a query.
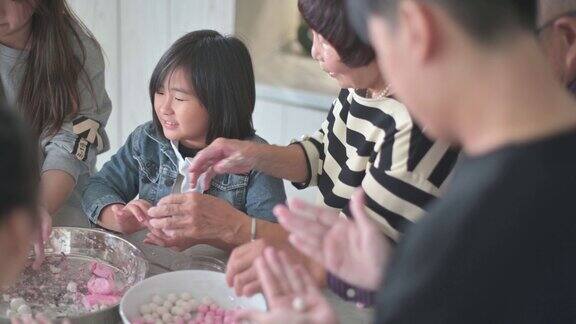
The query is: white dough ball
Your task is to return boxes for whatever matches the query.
[143,314,155,322]
[140,304,152,315]
[180,292,191,301]
[178,302,189,313]
[152,294,163,305]
[187,300,199,311]
[161,312,172,322]
[17,304,31,315]
[10,298,26,311]
[162,300,173,308]
[201,297,213,305]
[155,306,168,315]
[148,303,158,311]
[176,299,187,307]
[67,281,78,293]
[167,293,178,302]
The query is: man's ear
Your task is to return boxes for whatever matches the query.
[554,17,576,83]
[398,0,440,63]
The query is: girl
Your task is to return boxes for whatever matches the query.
[82,30,287,253]
[0,1,111,227]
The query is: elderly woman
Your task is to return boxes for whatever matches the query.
[184,0,456,304]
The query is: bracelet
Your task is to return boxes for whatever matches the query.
[251,217,257,241]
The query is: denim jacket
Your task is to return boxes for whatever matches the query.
[82,121,286,224]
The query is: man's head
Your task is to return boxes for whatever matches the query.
[346,0,537,141]
[537,0,576,86]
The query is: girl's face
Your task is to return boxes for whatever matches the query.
[0,0,36,49]
[154,68,210,149]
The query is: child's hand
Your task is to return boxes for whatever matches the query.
[31,207,52,270]
[100,200,152,234]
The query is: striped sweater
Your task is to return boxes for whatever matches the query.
[294,88,459,240]
[294,88,459,306]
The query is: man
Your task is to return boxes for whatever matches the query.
[238,0,576,323]
[538,0,576,90]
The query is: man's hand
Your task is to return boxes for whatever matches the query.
[276,190,390,290]
[235,248,337,324]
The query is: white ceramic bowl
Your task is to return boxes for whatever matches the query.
[119,270,267,323]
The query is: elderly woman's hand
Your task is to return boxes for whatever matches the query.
[143,228,200,252]
[146,193,251,249]
[188,138,259,189]
[235,248,337,324]
[276,189,390,291]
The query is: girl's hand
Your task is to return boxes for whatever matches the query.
[235,248,337,324]
[276,189,390,291]
[31,207,52,270]
[188,138,258,188]
[147,193,250,248]
[100,200,151,234]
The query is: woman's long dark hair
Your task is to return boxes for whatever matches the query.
[17,0,101,138]
[149,30,256,144]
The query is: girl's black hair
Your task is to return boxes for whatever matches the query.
[149,30,256,144]
[0,106,39,224]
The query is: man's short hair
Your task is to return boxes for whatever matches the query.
[299,0,375,67]
[348,0,537,45]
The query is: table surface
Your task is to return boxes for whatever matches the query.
[54,206,374,324]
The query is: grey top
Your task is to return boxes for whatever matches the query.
[0,25,112,211]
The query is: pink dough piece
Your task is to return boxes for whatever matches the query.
[198,304,209,313]
[90,261,115,279]
[82,293,121,309]
[87,276,116,295]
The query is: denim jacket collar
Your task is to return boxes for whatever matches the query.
[143,124,179,168]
